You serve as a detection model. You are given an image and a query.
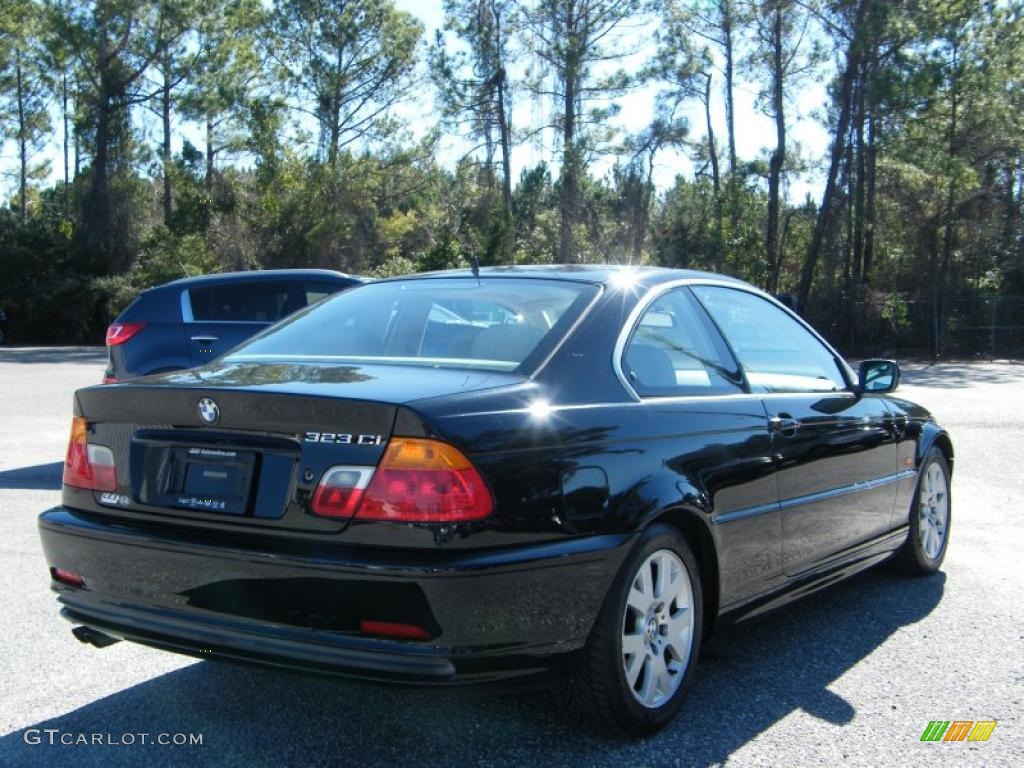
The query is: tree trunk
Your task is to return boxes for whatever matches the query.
[1000,159,1018,262]
[852,64,866,285]
[765,2,785,294]
[328,92,340,167]
[559,5,578,265]
[704,73,720,197]
[495,65,513,216]
[63,71,70,216]
[704,72,724,269]
[631,153,655,262]
[722,0,737,178]
[82,63,117,271]
[796,0,868,312]
[73,78,80,178]
[844,120,855,350]
[161,52,173,226]
[722,0,739,231]
[937,40,959,358]
[863,105,877,282]
[15,47,27,224]
[559,113,576,262]
[206,111,215,189]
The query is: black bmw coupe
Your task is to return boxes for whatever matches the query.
[40,266,952,736]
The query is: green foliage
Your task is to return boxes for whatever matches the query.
[273,0,422,162]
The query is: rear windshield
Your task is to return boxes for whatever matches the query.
[225,278,599,372]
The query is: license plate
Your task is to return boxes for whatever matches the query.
[166,447,255,515]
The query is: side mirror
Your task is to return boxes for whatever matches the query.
[858,359,900,394]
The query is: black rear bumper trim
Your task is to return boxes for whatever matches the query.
[59,602,459,683]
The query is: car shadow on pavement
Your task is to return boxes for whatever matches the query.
[900,361,1024,388]
[0,462,64,490]
[0,568,944,768]
[0,347,106,365]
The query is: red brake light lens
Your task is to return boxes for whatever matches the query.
[310,438,493,523]
[359,438,492,522]
[106,322,145,346]
[62,417,117,492]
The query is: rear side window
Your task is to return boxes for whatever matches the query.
[622,288,743,397]
[189,282,303,322]
[226,278,598,372]
[691,286,847,393]
[305,281,346,306]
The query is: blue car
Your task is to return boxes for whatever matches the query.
[103,270,364,382]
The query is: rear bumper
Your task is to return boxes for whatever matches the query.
[39,506,632,685]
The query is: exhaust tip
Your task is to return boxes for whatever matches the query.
[71,625,120,648]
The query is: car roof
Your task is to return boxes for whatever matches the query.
[379,264,750,289]
[155,269,364,291]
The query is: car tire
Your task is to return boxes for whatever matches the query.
[562,523,703,737]
[895,448,951,575]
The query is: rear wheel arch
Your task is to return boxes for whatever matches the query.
[648,506,720,637]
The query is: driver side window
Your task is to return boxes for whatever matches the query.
[691,286,848,394]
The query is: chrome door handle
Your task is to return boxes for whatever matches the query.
[190,335,218,343]
[769,414,801,435]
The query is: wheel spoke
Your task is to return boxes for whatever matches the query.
[624,650,644,688]
[622,585,647,618]
[639,656,658,702]
[651,653,672,701]
[665,621,691,660]
[622,632,645,656]
[655,553,671,600]
[636,560,653,599]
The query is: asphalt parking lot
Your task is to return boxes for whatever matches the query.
[0,347,1021,767]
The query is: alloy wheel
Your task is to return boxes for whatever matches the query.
[621,548,694,709]
[918,461,949,560]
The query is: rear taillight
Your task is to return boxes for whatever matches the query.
[311,438,493,522]
[62,416,117,492]
[105,322,145,346]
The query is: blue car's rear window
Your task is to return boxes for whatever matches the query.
[225,278,599,372]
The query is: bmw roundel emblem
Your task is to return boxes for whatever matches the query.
[197,397,220,425]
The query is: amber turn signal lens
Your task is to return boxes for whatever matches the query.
[376,438,474,471]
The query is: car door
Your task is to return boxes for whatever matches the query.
[691,285,899,575]
[183,281,299,365]
[619,287,784,606]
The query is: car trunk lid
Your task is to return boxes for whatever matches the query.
[66,362,521,532]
